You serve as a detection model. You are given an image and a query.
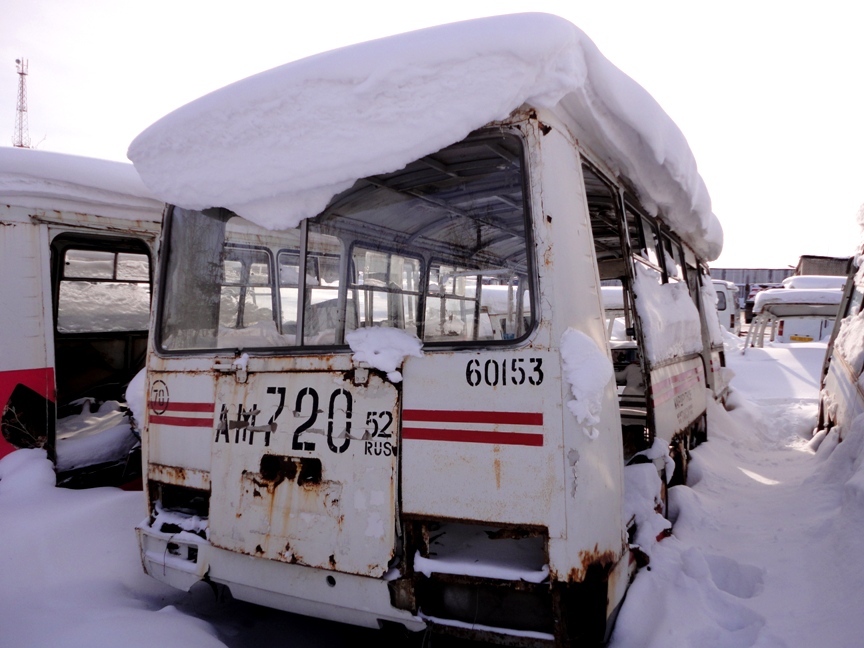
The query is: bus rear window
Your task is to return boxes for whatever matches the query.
[158,132,534,352]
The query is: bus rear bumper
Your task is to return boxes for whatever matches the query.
[136,524,425,632]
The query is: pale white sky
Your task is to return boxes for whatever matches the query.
[3,0,863,268]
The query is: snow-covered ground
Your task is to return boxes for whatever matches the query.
[2,338,862,647]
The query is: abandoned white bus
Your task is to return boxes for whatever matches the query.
[128,14,723,646]
[0,147,163,487]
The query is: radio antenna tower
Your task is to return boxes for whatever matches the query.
[13,58,31,148]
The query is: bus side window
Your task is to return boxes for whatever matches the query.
[660,233,684,282]
[219,246,274,331]
[278,251,301,336]
[638,216,662,270]
[57,248,151,333]
[350,248,421,335]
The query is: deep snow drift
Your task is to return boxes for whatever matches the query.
[2,340,863,647]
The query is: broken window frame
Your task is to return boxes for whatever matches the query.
[155,130,537,354]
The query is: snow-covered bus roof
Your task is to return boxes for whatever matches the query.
[601,285,625,310]
[712,279,738,289]
[781,275,847,290]
[0,147,162,220]
[127,13,722,261]
[753,287,843,316]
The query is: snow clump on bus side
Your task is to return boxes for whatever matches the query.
[345,327,423,383]
[559,328,613,439]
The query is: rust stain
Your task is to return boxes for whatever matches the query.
[549,544,619,583]
[493,447,501,490]
[152,464,187,484]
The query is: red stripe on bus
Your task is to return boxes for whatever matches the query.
[402,409,543,426]
[650,367,701,396]
[0,367,55,408]
[149,401,214,412]
[150,414,214,428]
[403,427,544,446]
[651,371,702,407]
[0,368,56,460]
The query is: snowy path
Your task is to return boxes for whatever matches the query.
[2,341,863,647]
[611,343,864,647]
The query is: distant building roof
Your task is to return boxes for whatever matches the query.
[794,255,852,277]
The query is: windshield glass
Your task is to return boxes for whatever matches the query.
[158,131,534,352]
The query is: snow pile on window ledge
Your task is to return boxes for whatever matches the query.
[345,328,423,383]
[127,12,721,261]
[560,328,613,438]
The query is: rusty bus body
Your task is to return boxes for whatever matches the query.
[130,15,723,646]
[0,147,163,487]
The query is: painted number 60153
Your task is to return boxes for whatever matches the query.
[465,357,543,387]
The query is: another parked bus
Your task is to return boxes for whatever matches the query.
[0,147,163,487]
[128,14,723,646]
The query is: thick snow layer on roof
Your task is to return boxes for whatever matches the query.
[712,279,738,290]
[753,287,843,313]
[0,147,162,219]
[128,13,722,261]
[782,275,847,290]
[601,285,625,310]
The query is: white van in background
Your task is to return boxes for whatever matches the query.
[712,279,741,335]
[0,147,163,488]
[128,14,724,646]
